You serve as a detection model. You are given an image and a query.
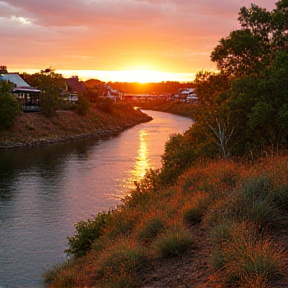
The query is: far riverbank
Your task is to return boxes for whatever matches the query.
[0,104,152,149]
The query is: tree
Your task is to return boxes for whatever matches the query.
[227,50,288,155]
[192,71,231,126]
[22,70,66,117]
[0,81,20,129]
[211,1,288,77]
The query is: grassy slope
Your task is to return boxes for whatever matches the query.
[0,105,152,148]
[19,102,287,288]
[46,157,288,288]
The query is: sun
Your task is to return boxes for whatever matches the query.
[120,69,157,83]
[120,69,171,83]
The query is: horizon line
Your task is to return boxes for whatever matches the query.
[14,69,197,83]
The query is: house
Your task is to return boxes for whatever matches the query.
[102,85,122,101]
[172,88,198,103]
[0,66,41,112]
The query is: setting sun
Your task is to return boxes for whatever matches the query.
[51,69,196,83]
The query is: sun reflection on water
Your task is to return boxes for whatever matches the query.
[133,130,149,179]
[121,129,150,193]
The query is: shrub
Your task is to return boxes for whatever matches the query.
[96,239,145,286]
[44,259,76,287]
[97,97,114,113]
[273,184,288,209]
[183,206,203,225]
[40,92,58,117]
[210,222,286,287]
[0,82,20,129]
[76,95,90,116]
[160,133,196,186]
[238,176,286,229]
[136,215,165,243]
[153,224,195,257]
[66,212,111,258]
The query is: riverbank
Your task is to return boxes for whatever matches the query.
[0,104,152,149]
[46,155,288,288]
[137,100,195,118]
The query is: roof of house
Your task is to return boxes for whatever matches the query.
[0,73,31,87]
[12,86,41,93]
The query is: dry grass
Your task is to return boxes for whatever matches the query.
[46,156,288,288]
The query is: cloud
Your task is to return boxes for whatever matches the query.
[0,0,278,76]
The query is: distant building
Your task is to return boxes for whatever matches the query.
[172,88,197,103]
[102,85,123,101]
[0,66,41,112]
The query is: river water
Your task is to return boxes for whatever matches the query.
[0,110,193,288]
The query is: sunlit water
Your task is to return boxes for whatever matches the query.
[0,110,193,288]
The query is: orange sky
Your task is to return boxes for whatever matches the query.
[1,0,276,82]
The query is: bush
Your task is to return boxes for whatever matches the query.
[44,259,76,287]
[238,176,286,229]
[66,212,111,258]
[96,239,145,286]
[160,133,196,186]
[76,95,90,116]
[97,97,114,113]
[183,206,203,225]
[0,82,20,129]
[40,92,58,117]
[153,224,195,257]
[136,215,165,243]
[229,226,283,286]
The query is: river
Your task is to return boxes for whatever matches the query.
[0,110,193,288]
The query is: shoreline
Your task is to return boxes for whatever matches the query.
[0,107,152,149]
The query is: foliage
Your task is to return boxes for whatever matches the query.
[96,97,114,113]
[75,95,90,116]
[159,133,196,185]
[153,224,195,257]
[40,92,58,117]
[66,212,111,258]
[136,215,165,243]
[0,81,20,129]
[21,69,66,93]
[210,222,285,287]
[183,206,203,225]
[227,50,288,155]
[211,1,288,77]
[46,156,288,287]
[96,240,145,282]
[45,2,288,286]
[44,260,76,287]
[22,70,66,117]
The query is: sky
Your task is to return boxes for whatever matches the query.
[1,0,276,82]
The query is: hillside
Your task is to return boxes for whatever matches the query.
[0,104,152,149]
[46,156,288,288]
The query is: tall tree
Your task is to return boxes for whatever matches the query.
[211,1,288,77]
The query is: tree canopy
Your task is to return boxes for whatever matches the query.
[211,0,288,77]
[179,0,288,161]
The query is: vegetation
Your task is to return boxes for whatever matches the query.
[45,1,288,287]
[0,101,152,148]
[22,69,67,117]
[0,81,20,129]
[45,157,288,288]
